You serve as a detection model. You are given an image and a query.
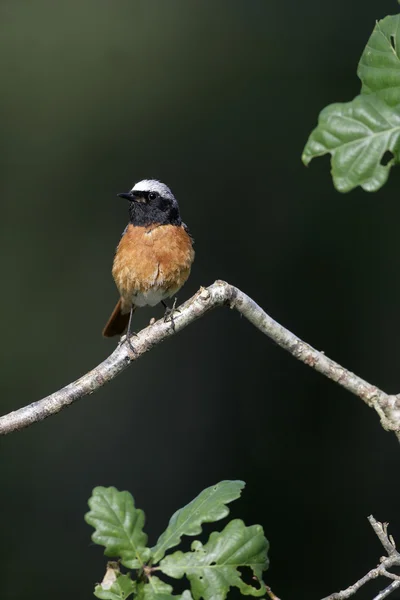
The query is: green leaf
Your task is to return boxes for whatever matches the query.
[303,14,400,192]
[135,577,193,600]
[135,578,174,600]
[358,15,400,106]
[85,486,152,569]
[302,94,400,192]
[159,519,269,600]
[94,573,136,600]
[152,481,245,564]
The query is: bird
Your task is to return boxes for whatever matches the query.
[102,179,195,342]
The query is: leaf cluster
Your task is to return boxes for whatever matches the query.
[303,14,400,192]
[85,481,269,600]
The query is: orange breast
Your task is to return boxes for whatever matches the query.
[112,223,195,309]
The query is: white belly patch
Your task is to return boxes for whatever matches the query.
[132,288,170,307]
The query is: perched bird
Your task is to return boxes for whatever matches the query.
[103,179,195,340]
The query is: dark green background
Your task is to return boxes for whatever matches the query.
[1,1,400,599]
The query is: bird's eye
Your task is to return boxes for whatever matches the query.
[148,192,159,201]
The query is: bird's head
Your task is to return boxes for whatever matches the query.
[118,179,182,227]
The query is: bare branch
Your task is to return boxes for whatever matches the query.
[322,517,400,600]
[368,516,397,556]
[373,581,400,600]
[1,280,400,436]
[321,567,382,600]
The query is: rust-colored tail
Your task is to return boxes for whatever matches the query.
[102,299,133,337]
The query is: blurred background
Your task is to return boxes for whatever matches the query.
[0,0,400,598]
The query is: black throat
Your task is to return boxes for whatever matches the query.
[128,195,182,227]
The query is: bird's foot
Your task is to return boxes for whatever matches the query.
[119,331,138,355]
[162,298,181,332]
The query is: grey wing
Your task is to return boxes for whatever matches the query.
[182,222,194,245]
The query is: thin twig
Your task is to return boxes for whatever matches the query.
[322,567,382,600]
[1,280,400,436]
[373,581,400,600]
[321,516,400,600]
[368,516,397,556]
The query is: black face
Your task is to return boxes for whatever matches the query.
[117,190,182,227]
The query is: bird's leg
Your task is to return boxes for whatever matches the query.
[122,306,137,354]
[161,298,178,320]
[171,296,180,313]
[162,298,180,332]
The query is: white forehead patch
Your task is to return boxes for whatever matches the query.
[131,179,175,200]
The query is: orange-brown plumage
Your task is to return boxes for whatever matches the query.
[113,223,194,310]
[103,180,194,338]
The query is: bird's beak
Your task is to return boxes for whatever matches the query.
[117,192,134,201]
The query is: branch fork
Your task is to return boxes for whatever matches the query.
[322,516,400,600]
